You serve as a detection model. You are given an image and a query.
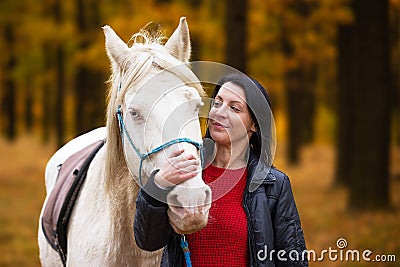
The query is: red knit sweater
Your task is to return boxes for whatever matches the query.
[186,164,249,267]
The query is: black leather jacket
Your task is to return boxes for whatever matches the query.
[134,152,308,267]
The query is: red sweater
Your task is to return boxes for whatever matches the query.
[186,164,249,267]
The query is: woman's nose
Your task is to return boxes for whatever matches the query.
[213,103,228,118]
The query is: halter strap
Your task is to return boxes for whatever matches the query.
[117,106,204,186]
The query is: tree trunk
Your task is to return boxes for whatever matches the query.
[74,68,105,135]
[281,0,313,164]
[1,23,17,140]
[190,34,201,61]
[286,69,304,164]
[335,24,356,187]
[41,42,53,143]
[42,83,52,143]
[349,0,391,210]
[55,43,65,147]
[302,66,317,145]
[24,80,33,132]
[281,20,300,164]
[224,0,247,72]
[74,0,105,136]
[189,0,201,62]
[391,6,400,146]
[54,0,65,147]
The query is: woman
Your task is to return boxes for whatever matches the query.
[134,73,308,266]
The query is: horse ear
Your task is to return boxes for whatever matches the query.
[102,25,130,71]
[164,17,191,62]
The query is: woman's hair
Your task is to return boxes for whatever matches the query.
[204,73,274,166]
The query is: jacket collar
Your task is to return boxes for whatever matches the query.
[246,151,276,192]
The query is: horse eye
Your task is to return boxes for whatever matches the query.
[129,109,140,118]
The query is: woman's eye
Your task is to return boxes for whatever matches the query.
[213,100,222,108]
[230,106,241,112]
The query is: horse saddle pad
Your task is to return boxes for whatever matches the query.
[41,139,105,261]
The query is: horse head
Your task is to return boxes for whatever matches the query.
[103,17,211,234]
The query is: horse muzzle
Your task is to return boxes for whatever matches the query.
[166,184,211,234]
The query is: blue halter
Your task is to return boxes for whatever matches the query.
[116,106,204,187]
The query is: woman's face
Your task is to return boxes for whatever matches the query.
[208,82,256,146]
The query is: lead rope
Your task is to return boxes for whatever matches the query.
[180,234,192,267]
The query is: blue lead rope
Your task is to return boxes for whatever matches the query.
[180,235,192,267]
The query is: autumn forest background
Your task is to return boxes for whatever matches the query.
[0,0,399,266]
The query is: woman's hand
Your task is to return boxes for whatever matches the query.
[154,149,200,188]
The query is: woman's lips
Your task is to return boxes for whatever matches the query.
[211,120,228,129]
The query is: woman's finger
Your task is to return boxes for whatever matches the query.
[181,165,199,174]
[168,148,185,159]
[178,171,198,181]
[175,159,199,169]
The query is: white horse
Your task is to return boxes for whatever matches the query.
[38,17,211,266]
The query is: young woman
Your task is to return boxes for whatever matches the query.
[134,73,308,266]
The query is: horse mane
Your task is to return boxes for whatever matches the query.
[104,24,205,190]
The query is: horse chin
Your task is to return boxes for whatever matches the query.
[167,207,209,234]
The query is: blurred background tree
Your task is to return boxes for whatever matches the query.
[225,0,247,72]
[0,0,399,213]
[345,0,392,210]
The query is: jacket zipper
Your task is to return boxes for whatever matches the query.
[243,192,258,267]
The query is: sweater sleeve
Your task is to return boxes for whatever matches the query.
[273,175,308,267]
[134,171,175,251]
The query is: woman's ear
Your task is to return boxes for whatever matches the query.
[250,122,257,133]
